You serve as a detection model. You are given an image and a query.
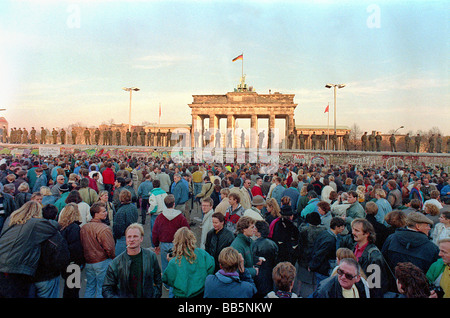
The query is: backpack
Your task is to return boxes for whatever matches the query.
[35,231,71,281]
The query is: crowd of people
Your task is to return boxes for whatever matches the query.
[0,152,449,299]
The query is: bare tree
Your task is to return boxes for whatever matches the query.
[349,123,362,150]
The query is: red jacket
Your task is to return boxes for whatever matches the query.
[151,209,189,246]
[251,185,264,198]
[102,167,115,185]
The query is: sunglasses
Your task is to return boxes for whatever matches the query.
[337,268,357,280]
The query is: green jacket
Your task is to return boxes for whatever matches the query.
[55,192,70,213]
[345,202,365,224]
[231,233,257,277]
[162,248,215,298]
[426,258,446,286]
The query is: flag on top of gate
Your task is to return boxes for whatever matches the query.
[324,104,329,113]
[232,54,243,62]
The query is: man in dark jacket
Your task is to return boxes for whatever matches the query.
[205,212,236,273]
[381,211,440,291]
[252,220,278,297]
[340,218,390,298]
[309,217,346,283]
[102,223,162,298]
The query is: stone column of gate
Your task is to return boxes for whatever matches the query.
[191,114,201,149]
[268,114,275,149]
[209,114,218,147]
[287,115,295,149]
[250,114,258,149]
[227,114,235,148]
[200,115,206,147]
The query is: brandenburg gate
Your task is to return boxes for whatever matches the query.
[189,81,297,149]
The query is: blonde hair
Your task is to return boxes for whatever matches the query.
[300,185,308,196]
[424,203,440,216]
[40,186,52,196]
[218,247,240,273]
[98,190,109,200]
[356,186,366,202]
[375,188,386,199]
[125,223,144,237]
[172,227,197,265]
[58,203,81,230]
[9,201,42,226]
[18,182,30,192]
[334,247,367,279]
[266,198,281,218]
[220,188,230,197]
[336,247,357,261]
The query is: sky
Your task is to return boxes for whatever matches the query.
[0,0,449,135]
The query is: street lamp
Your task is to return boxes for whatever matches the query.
[122,87,140,131]
[325,83,346,135]
[394,125,404,134]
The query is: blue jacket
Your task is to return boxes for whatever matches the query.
[137,180,153,199]
[204,269,257,298]
[271,185,285,206]
[301,198,320,218]
[32,174,47,193]
[281,187,300,211]
[440,184,450,196]
[382,228,439,274]
[172,180,189,206]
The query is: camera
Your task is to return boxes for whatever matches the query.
[430,285,444,298]
[167,248,173,258]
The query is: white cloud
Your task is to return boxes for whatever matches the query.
[347,74,449,96]
[132,53,199,70]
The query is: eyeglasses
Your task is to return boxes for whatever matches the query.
[337,268,357,280]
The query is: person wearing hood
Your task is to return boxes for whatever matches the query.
[382,211,440,292]
[148,179,168,237]
[151,194,189,275]
[204,246,257,298]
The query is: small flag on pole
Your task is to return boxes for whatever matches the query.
[324,104,329,113]
[158,103,161,125]
[232,54,243,62]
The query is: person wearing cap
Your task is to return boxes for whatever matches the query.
[269,205,299,265]
[54,183,70,213]
[382,211,440,290]
[30,127,36,144]
[40,127,47,144]
[248,195,266,219]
